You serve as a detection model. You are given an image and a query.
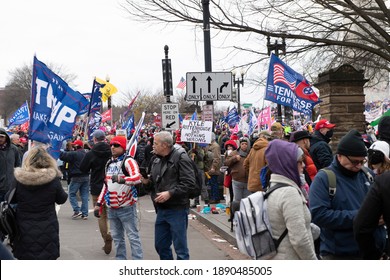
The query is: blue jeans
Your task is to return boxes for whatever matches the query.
[155,208,189,260]
[108,205,143,260]
[68,177,89,216]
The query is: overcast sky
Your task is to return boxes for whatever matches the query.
[0,0,264,108]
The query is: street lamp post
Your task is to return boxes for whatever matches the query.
[267,36,286,123]
[233,70,244,115]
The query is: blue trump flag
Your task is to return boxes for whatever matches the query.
[265,53,321,115]
[30,56,89,159]
[225,107,240,127]
[8,101,29,128]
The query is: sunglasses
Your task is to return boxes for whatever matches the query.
[110,143,121,148]
[345,155,367,166]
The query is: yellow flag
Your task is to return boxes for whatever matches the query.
[95,77,118,102]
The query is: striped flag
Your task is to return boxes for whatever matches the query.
[176,77,186,89]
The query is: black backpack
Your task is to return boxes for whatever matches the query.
[0,188,19,247]
[171,148,202,199]
[118,157,147,197]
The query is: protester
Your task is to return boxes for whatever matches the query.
[244,130,271,193]
[188,143,208,208]
[206,133,222,204]
[224,137,251,202]
[94,136,143,260]
[270,122,284,140]
[80,129,113,254]
[264,139,317,259]
[11,147,68,259]
[310,129,386,259]
[141,131,196,260]
[60,139,89,219]
[0,128,21,202]
[309,119,335,169]
[354,140,390,259]
[290,130,318,186]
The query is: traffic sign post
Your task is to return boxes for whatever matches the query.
[161,103,179,131]
[186,72,232,101]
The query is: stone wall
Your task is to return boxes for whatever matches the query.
[314,64,368,152]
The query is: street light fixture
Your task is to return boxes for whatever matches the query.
[232,69,244,115]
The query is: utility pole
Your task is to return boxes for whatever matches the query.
[267,36,286,123]
[202,0,213,108]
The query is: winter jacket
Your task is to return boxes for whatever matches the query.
[354,171,390,259]
[224,150,247,183]
[148,147,196,210]
[267,174,317,260]
[60,148,88,178]
[244,137,268,192]
[206,141,222,176]
[11,165,68,259]
[309,131,333,170]
[309,157,386,257]
[0,128,21,193]
[97,154,141,209]
[79,141,111,196]
[303,148,317,184]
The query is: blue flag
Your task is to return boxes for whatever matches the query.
[8,101,29,128]
[30,56,89,159]
[88,79,104,114]
[225,107,240,127]
[191,110,197,120]
[265,54,321,115]
[248,108,257,136]
[124,113,135,138]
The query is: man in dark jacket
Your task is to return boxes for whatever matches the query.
[60,139,89,219]
[141,131,196,260]
[0,128,21,201]
[309,119,335,170]
[0,128,21,242]
[80,129,112,254]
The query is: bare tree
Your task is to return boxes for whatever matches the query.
[120,0,390,87]
[0,62,77,122]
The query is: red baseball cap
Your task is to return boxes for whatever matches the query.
[71,140,84,147]
[315,119,336,130]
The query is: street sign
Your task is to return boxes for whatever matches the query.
[242,103,252,108]
[186,72,232,101]
[202,104,214,122]
[161,103,179,130]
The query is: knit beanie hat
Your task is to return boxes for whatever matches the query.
[224,139,238,150]
[378,116,390,143]
[110,136,127,150]
[336,129,367,157]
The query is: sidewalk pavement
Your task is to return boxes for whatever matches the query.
[189,202,238,247]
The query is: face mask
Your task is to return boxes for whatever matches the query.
[300,174,307,186]
[325,130,333,139]
[227,150,232,155]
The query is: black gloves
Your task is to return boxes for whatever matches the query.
[112,175,125,184]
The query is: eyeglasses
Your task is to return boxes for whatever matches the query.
[345,155,367,166]
[110,143,121,148]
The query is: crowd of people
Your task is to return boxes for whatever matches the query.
[1,114,390,260]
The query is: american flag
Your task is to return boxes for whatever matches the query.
[273,63,296,90]
[176,77,186,89]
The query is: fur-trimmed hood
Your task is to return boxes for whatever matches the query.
[14,167,61,186]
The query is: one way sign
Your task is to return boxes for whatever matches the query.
[186,72,232,101]
[161,103,179,131]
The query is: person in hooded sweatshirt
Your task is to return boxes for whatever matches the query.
[80,129,112,254]
[11,146,68,259]
[265,139,317,260]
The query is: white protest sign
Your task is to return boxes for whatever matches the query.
[181,120,213,144]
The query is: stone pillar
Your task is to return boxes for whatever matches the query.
[314,64,368,152]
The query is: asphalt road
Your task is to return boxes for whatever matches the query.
[58,181,248,260]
